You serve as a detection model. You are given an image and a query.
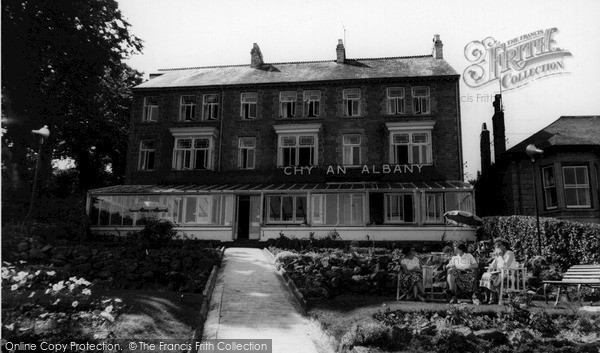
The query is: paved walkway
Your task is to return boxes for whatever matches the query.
[202,248,322,353]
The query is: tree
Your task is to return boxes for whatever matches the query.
[1,0,143,192]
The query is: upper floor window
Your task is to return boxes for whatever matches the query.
[280,91,297,118]
[563,166,591,208]
[241,92,257,120]
[279,135,316,167]
[143,96,159,122]
[384,194,414,223]
[172,137,213,170]
[202,94,220,120]
[179,95,197,121]
[138,140,156,171]
[342,134,361,166]
[542,166,558,209]
[238,137,256,170]
[390,131,432,165]
[387,87,405,115]
[304,90,321,117]
[412,87,430,115]
[343,88,361,117]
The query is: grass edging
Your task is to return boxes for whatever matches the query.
[187,246,226,352]
[263,248,307,314]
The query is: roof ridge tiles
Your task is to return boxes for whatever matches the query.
[157,54,434,72]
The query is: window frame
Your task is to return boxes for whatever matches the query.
[266,195,307,224]
[311,193,365,226]
[172,136,214,170]
[179,95,197,122]
[542,165,558,210]
[387,87,405,115]
[277,133,318,167]
[138,140,156,171]
[343,88,361,117]
[202,94,220,121]
[238,137,256,170]
[342,134,361,166]
[562,165,591,208]
[411,86,431,115]
[384,193,415,224]
[280,91,297,118]
[424,193,445,224]
[240,92,258,120]
[390,130,432,165]
[304,90,321,117]
[142,96,159,122]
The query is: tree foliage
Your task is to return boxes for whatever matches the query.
[1,0,143,191]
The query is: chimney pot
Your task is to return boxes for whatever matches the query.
[432,34,443,59]
[336,39,346,63]
[480,122,491,174]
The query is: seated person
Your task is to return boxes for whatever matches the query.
[446,243,479,304]
[479,237,517,304]
[433,245,454,285]
[398,246,427,302]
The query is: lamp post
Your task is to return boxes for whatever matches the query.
[525,144,544,255]
[22,125,51,229]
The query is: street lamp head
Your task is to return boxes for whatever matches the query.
[525,144,543,158]
[32,125,50,139]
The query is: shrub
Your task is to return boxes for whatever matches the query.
[339,320,397,351]
[482,216,600,270]
[131,218,177,249]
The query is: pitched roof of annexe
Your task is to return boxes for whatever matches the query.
[508,116,600,154]
[134,55,459,89]
[88,181,472,195]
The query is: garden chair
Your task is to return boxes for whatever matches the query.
[498,267,527,305]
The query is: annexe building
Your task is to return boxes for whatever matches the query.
[87,36,476,241]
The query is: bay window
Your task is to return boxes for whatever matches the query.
[563,166,591,208]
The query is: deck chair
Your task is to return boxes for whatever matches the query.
[498,267,527,305]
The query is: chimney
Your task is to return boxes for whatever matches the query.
[432,34,443,59]
[336,39,346,63]
[250,43,263,68]
[492,94,506,161]
[480,123,491,174]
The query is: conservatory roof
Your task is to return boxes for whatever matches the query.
[88,181,472,195]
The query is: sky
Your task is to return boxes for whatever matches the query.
[117,0,600,180]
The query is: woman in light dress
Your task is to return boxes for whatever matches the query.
[479,237,517,304]
[398,246,427,301]
[446,243,479,304]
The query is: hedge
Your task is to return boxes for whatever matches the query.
[482,216,600,271]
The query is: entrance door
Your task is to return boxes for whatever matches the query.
[237,195,261,240]
[237,196,250,239]
[248,196,261,240]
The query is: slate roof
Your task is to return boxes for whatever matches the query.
[508,116,600,153]
[135,55,459,89]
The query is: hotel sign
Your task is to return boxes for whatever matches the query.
[463,28,572,91]
[283,164,425,176]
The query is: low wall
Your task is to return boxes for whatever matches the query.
[260,226,475,242]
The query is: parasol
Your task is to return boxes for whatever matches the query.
[129,201,168,213]
[443,210,483,227]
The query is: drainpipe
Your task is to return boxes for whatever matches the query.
[218,86,224,171]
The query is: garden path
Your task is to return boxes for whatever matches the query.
[201,248,323,353]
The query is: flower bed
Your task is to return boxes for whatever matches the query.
[339,300,600,353]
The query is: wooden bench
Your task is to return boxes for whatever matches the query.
[543,265,600,305]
